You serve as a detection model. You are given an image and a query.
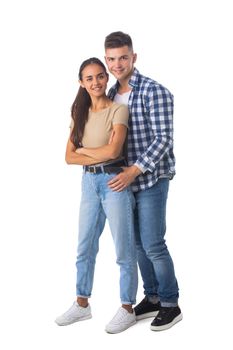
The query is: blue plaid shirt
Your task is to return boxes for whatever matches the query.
[108,68,176,192]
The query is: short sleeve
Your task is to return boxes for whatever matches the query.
[112,104,129,128]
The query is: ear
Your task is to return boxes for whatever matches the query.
[106,72,109,82]
[133,53,137,64]
[79,80,85,88]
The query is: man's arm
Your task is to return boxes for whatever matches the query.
[134,85,174,173]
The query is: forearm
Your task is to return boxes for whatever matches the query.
[75,124,127,163]
[135,135,173,173]
[77,144,120,162]
[65,150,100,165]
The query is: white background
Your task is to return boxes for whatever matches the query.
[0,0,232,349]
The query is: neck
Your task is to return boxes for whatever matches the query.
[118,83,131,94]
[118,69,134,94]
[90,96,112,112]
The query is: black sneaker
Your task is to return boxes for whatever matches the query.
[134,297,160,320]
[150,306,182,331]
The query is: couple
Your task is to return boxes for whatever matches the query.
[55,31,182,333]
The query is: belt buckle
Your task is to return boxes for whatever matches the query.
[90,166,96,173]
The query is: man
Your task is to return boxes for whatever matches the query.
[104,31,182,331]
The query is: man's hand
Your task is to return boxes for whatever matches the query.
[108,165,142,192]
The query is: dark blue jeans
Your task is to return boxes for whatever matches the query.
[134,178,179,306]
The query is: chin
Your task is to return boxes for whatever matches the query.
[114,73,125,80]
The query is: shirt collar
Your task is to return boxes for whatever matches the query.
[128,67,140,88]
[110,67,140,95]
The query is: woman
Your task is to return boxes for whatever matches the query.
[55,58,138,334]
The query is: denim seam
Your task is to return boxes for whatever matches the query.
[125,189,137,304]
[78,174,105,297]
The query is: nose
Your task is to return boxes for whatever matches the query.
[115,58,122,68]
[92,77,99,85]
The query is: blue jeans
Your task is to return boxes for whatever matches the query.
[134,178,179,307]
[76,172,138,305]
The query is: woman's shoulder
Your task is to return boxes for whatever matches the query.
[110,102,128,113]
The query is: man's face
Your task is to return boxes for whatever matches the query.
[105,45,137,82]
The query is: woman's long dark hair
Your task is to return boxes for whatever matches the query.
[70,57,108,148]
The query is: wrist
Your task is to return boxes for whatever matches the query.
[130,165,142,177]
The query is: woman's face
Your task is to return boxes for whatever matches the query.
[80,63,108,98]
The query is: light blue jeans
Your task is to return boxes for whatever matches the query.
[76,172,138,305]
[134,178,179,307]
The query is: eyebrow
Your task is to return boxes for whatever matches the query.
[107,55,129,59]
[84,72,105,79]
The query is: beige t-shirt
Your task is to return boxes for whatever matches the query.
[72,102,129,148]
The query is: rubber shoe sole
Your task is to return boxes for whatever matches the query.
[55,314,92,326]
[105,319,136,334]
[136,310,159,321]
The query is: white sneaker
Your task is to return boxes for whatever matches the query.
[105,307,136,334]
[55,302,92,326]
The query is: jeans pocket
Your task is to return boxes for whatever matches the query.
[104,173,117,181]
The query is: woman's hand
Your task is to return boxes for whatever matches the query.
[75,147,84,155]
[65,138,98,165]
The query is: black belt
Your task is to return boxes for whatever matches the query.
[84,160,126,174]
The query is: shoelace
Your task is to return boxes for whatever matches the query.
[157,307,172,320]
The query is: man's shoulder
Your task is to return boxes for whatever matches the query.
[141,74,171,94]
[136,70,173,97]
